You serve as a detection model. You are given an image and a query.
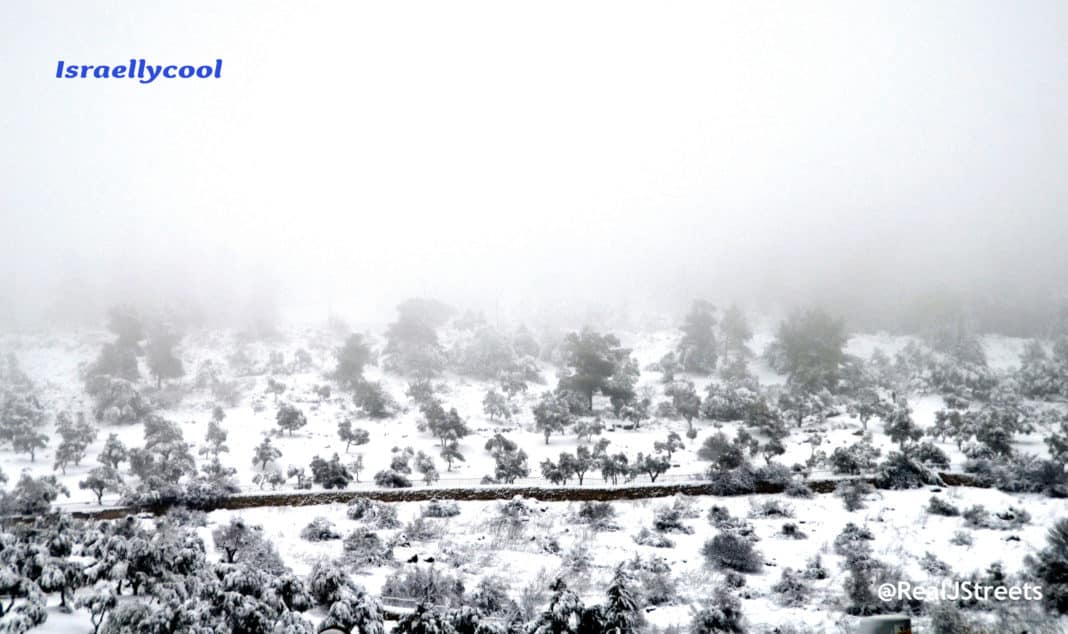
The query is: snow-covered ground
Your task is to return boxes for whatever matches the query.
[1,324,1064,632]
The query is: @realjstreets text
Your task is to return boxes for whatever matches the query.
[878,581,1042,603]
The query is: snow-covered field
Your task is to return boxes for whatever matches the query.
[1,322,1065,632]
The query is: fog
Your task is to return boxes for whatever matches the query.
[3,1,1068,332]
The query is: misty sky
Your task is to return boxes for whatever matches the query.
[2,1,1067,328]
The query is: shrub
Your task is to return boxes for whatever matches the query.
[706,465,757,495]
[691,588,746,634]
[576,501,618,531]
[876,451,942,489]
[836,480,874,511]
[780,522,807,540]
[623,555,676,606]
[919,552,952,576]
[702,533,763,573]
[422,499,460,518]
[381,567,465,607]
[784,480,814,498]
[373,469,412,488]
[653,506,694,534]
[633,527,674,548]
[346,498,401,528]
[300,517,341,542]
[833,523,874,556]
[772,568,809,607]
[949,530,973,546]
[802,555,828,580]
[404,517,444,541]
[341,529,394,566]
[748,499,793,519]
[927,496,961,517]
[963,505,1030,530]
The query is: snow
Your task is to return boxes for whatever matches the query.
[2,324,1065,632]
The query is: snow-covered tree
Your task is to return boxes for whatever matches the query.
[276,403,307,436]
[0,392,48,462]
[440,441,464,472]
[558,328,636,412]
[79,466,122,504]
[415,451,440,485]
[482,388,511,422]
[53,411,98,474]
[677,300,718,374]
[145,324,184,389]
[532,391,573,444]
[601,565,644,633]
[98,433,128,470]
[334,333,374,390]
[338,420,370,452]
[766,308,848,393]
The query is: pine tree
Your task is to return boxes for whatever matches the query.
[1025,517,1068,614]
[601,565,644,634]
[253,436,282,470]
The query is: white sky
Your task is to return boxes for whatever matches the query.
[2,1,1067,327]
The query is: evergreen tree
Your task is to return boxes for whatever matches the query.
[677,300,718,374]
[767,308,848,393]
[601,565,644,634]
[335,333,374,389]
[276,403,307,436]
[253,436,282,471]
[719,304,753,357]
[1025,517,1068,614]
[558,328,635,412]
[145,324,184,389]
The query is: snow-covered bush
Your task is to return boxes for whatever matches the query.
[633,527,674,548]
[345,498,401,528]
[962,505,1030,530]
[381,566,464,607]
[702,533,763,573]
[300,517,341,542]
[784,480,814,498]
[748,499,793,518]
[836,480,875,512]
[927,496,961,516]
[575,501,619,531]
[404,517,444,541]
[421,499,460,518]
[372,469,412,488]
[876,451,942,489]
[652,505,693,534]
[691,588,746,634]
[341,529,394,566]
[772,568,809,607]
[306,559,356,606]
